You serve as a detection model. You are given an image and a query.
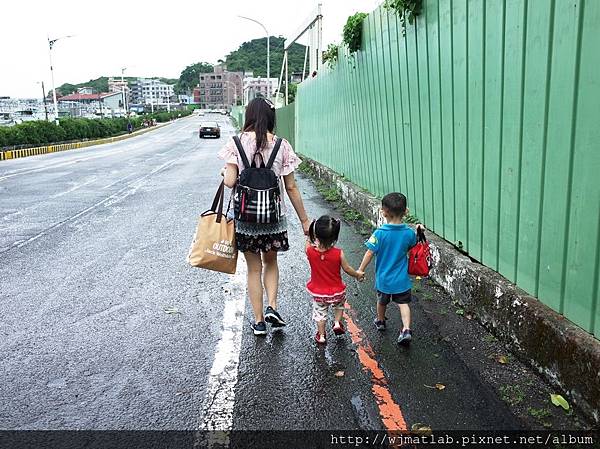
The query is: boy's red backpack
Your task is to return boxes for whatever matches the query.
[409,228,431,277]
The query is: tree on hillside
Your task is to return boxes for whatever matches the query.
[175,62,214,94]
[224,37,306,79]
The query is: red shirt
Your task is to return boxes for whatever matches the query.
[306,246,346,297]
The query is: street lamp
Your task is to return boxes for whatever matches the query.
[238,16,270,98]
[121,67,128,116]
[48,35,74,124]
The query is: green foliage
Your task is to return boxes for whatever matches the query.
[0,110,191,150]
[224,37,306,78]
[175,62,214,94]
[343,13,368,54]
[322,43,340,67]
[500,385,525,406]
[287,83,298,103]
[384,0,423,35]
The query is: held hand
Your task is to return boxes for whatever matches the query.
[416,223,425,233]
[301,217,311,236]
[356,270,366,282]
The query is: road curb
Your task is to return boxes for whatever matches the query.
[300,155,600,425]
[0,119,178,162]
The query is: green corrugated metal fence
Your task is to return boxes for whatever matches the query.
[291,0,600,336]
[275,103,296,148]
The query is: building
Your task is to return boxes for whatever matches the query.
[177,95,195,105]
[108,77,130,106]
[195,65,243,110]
[130,78,174,107]
[57,91,123,117]
[243,77,278,104]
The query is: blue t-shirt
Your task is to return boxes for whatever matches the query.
[365,223,417,294]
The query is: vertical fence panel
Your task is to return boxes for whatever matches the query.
[439,0,457,242]
[516,0,554,295]
[538,1,583,313]
[481,0,504,271]
[290,0,599,337]
[466,0,484,262]
[426,0,444,235]
[563,0,600,332]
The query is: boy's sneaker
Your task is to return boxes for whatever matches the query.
[332,322,346,335]
[374,318,387,331]
[315,332,326,344]
[397,329,412,345]
[265,306,286,326]
[251,321,267,336]
[270,321,286,333]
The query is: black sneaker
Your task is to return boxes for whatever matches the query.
[374,318,387,331]
[265,306,286,326]
[251,321,267,336]
[397,329,412,345]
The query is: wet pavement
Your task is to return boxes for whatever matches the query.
[0,114,591,438]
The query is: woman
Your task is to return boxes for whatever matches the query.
[219,98,311,335]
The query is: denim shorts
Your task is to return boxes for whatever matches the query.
[377,289,412,305]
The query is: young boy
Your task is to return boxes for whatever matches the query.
[357,192,423,345]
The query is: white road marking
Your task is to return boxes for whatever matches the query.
[196,266,247,442]
[3,158,178,253]
[50,177,98,198]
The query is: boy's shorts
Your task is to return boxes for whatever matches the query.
[377,289,412,305]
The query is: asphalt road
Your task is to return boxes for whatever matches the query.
[0,114,525,439]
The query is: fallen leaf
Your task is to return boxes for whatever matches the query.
[411,423,432,436]
[497,355,509,365]
[164,307,181,315]
[424,383,445,391]
[334,370,345,377]
[550,394,570,411]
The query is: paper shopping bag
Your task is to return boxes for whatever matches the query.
[187,181,237,274]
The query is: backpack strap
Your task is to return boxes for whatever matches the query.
[266,137,283,169]
[232,135,251,169]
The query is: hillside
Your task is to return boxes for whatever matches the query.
[224,36,306,78]
[55,37,306,97]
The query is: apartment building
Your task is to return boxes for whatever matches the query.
[194,65,242,110]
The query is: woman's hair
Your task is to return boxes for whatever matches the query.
[243,97,276,154]
[309,215,341,249]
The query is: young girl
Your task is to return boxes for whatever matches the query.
[306,215,363,344]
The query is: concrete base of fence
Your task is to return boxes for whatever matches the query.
[300,155,600,425]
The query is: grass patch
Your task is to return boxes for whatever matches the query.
[483,334,497,344]
[323,187,342,203]
[500,385,525,406]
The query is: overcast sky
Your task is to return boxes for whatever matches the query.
[1,0,382,98]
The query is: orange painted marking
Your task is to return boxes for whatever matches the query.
[344,302,408,431]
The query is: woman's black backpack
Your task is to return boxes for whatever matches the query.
[232,135,283,223]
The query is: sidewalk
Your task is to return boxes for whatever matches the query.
[258,171,594,432]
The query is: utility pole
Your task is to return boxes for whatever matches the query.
[121,67,128,116]
[39,81,49,121]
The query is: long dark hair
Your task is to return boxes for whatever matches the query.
[309,215,341,249]
[243,97,276,154]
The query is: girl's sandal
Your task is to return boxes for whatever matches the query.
[315,332,326,344]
